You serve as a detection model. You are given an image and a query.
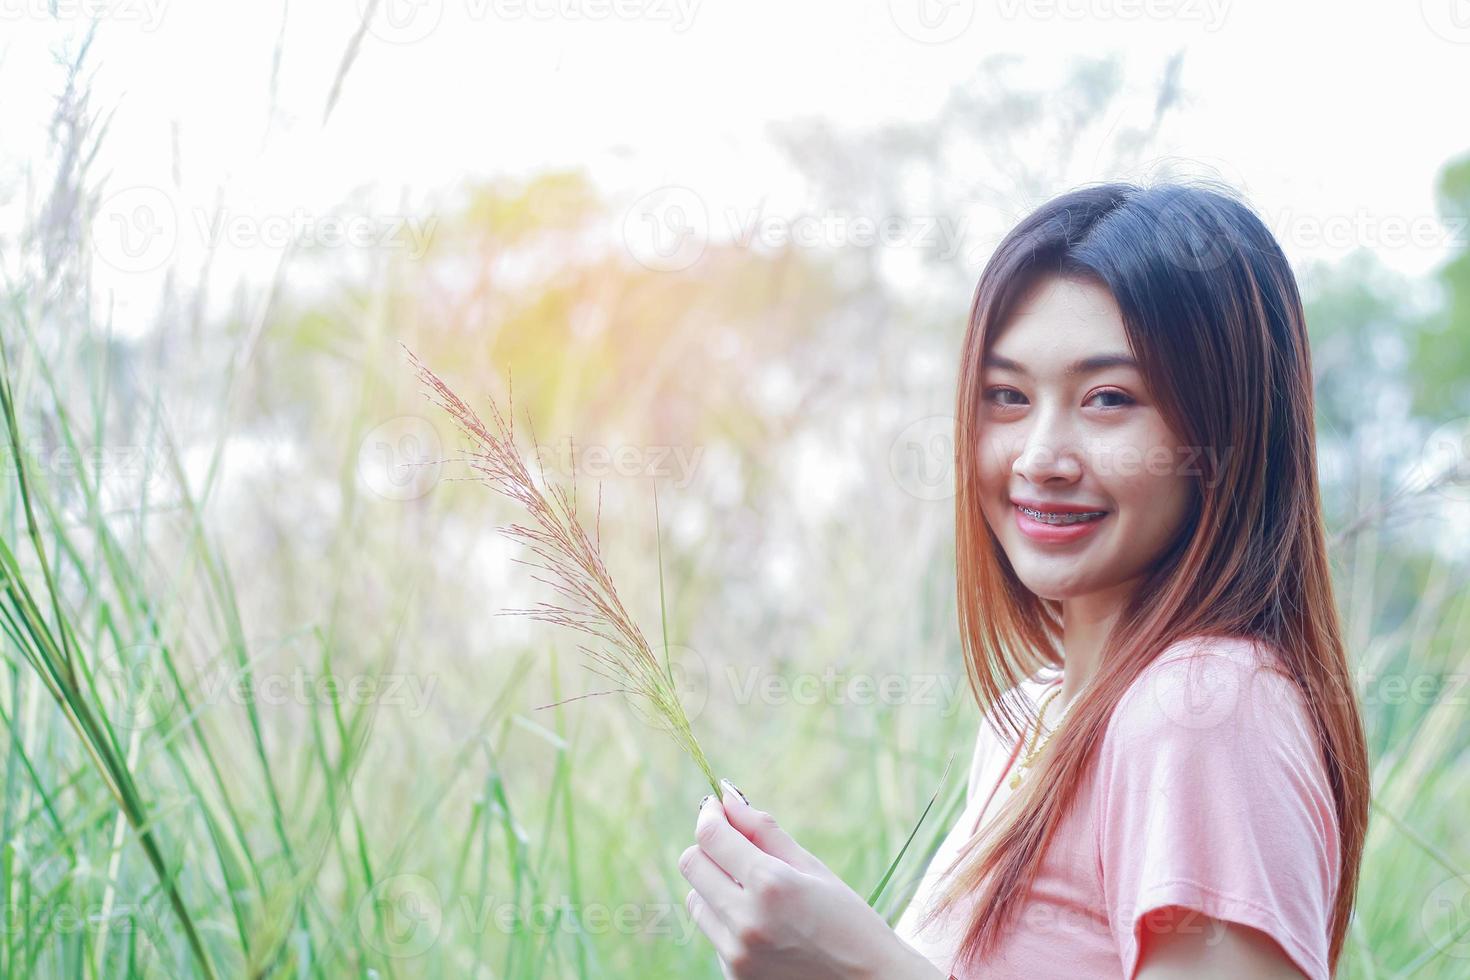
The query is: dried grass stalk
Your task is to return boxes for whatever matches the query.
[407,346,719,797]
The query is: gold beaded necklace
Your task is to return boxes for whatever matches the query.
[1007,682,1071,790]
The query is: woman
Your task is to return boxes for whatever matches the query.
[678,181,1370,979]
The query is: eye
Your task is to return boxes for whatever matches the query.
[984,386,1026,407]
[1088,388,1135,409]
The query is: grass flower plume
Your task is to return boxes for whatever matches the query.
[407,346,720,798]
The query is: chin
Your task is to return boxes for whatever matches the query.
[1009,564,1097,601]
[1020,582,1082,602]
[1011,564,1111,602]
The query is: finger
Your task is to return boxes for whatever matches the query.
[719,779,826,876]
[685,888,736,958]
[678,843,743,910]
[694,794,777,886]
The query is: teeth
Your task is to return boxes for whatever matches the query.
[1018,505,1106,525]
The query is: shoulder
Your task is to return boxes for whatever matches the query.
[1095,631,1339,857]
[1105,632,1312,752]
[1094,632,1340,878]
[1092,634,1341,980]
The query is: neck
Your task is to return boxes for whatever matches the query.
[1057,582,1131,710]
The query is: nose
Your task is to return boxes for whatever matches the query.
[1010,408,1084,486]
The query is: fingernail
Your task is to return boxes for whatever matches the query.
[698,793,714,813]
[720,778,748,805]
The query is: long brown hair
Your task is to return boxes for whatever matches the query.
[924,181,1369,972]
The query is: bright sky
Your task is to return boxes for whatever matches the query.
[2,0,1468,325]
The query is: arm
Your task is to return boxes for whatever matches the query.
[679,781,949,980]
[1136,911,1308,979]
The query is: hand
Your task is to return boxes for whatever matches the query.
[678,779,944,980]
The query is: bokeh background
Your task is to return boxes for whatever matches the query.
[2,2,1469,976]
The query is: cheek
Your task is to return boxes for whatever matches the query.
[1159,473,1196,532]
[1115,474,1190,528]
[973,433,1010,489]
[972,435,1012,525]
[1102,435,1193,526]
[976,423,1035,475]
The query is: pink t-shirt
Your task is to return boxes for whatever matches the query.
[894,633,1340,979]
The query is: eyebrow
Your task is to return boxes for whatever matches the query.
[982,352,1139,378]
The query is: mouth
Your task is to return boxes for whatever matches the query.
[1012,502,1110,542]
[1014,503,1109,525]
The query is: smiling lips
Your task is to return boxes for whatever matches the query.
[1012,500,1110,542]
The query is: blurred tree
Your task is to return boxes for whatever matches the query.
[1409,152,1470,419]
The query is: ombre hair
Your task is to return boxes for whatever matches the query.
[922,181,1369,972]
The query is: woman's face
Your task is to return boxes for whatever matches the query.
[975,276,1195,602]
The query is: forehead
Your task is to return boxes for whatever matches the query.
[988,276,1130,359]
